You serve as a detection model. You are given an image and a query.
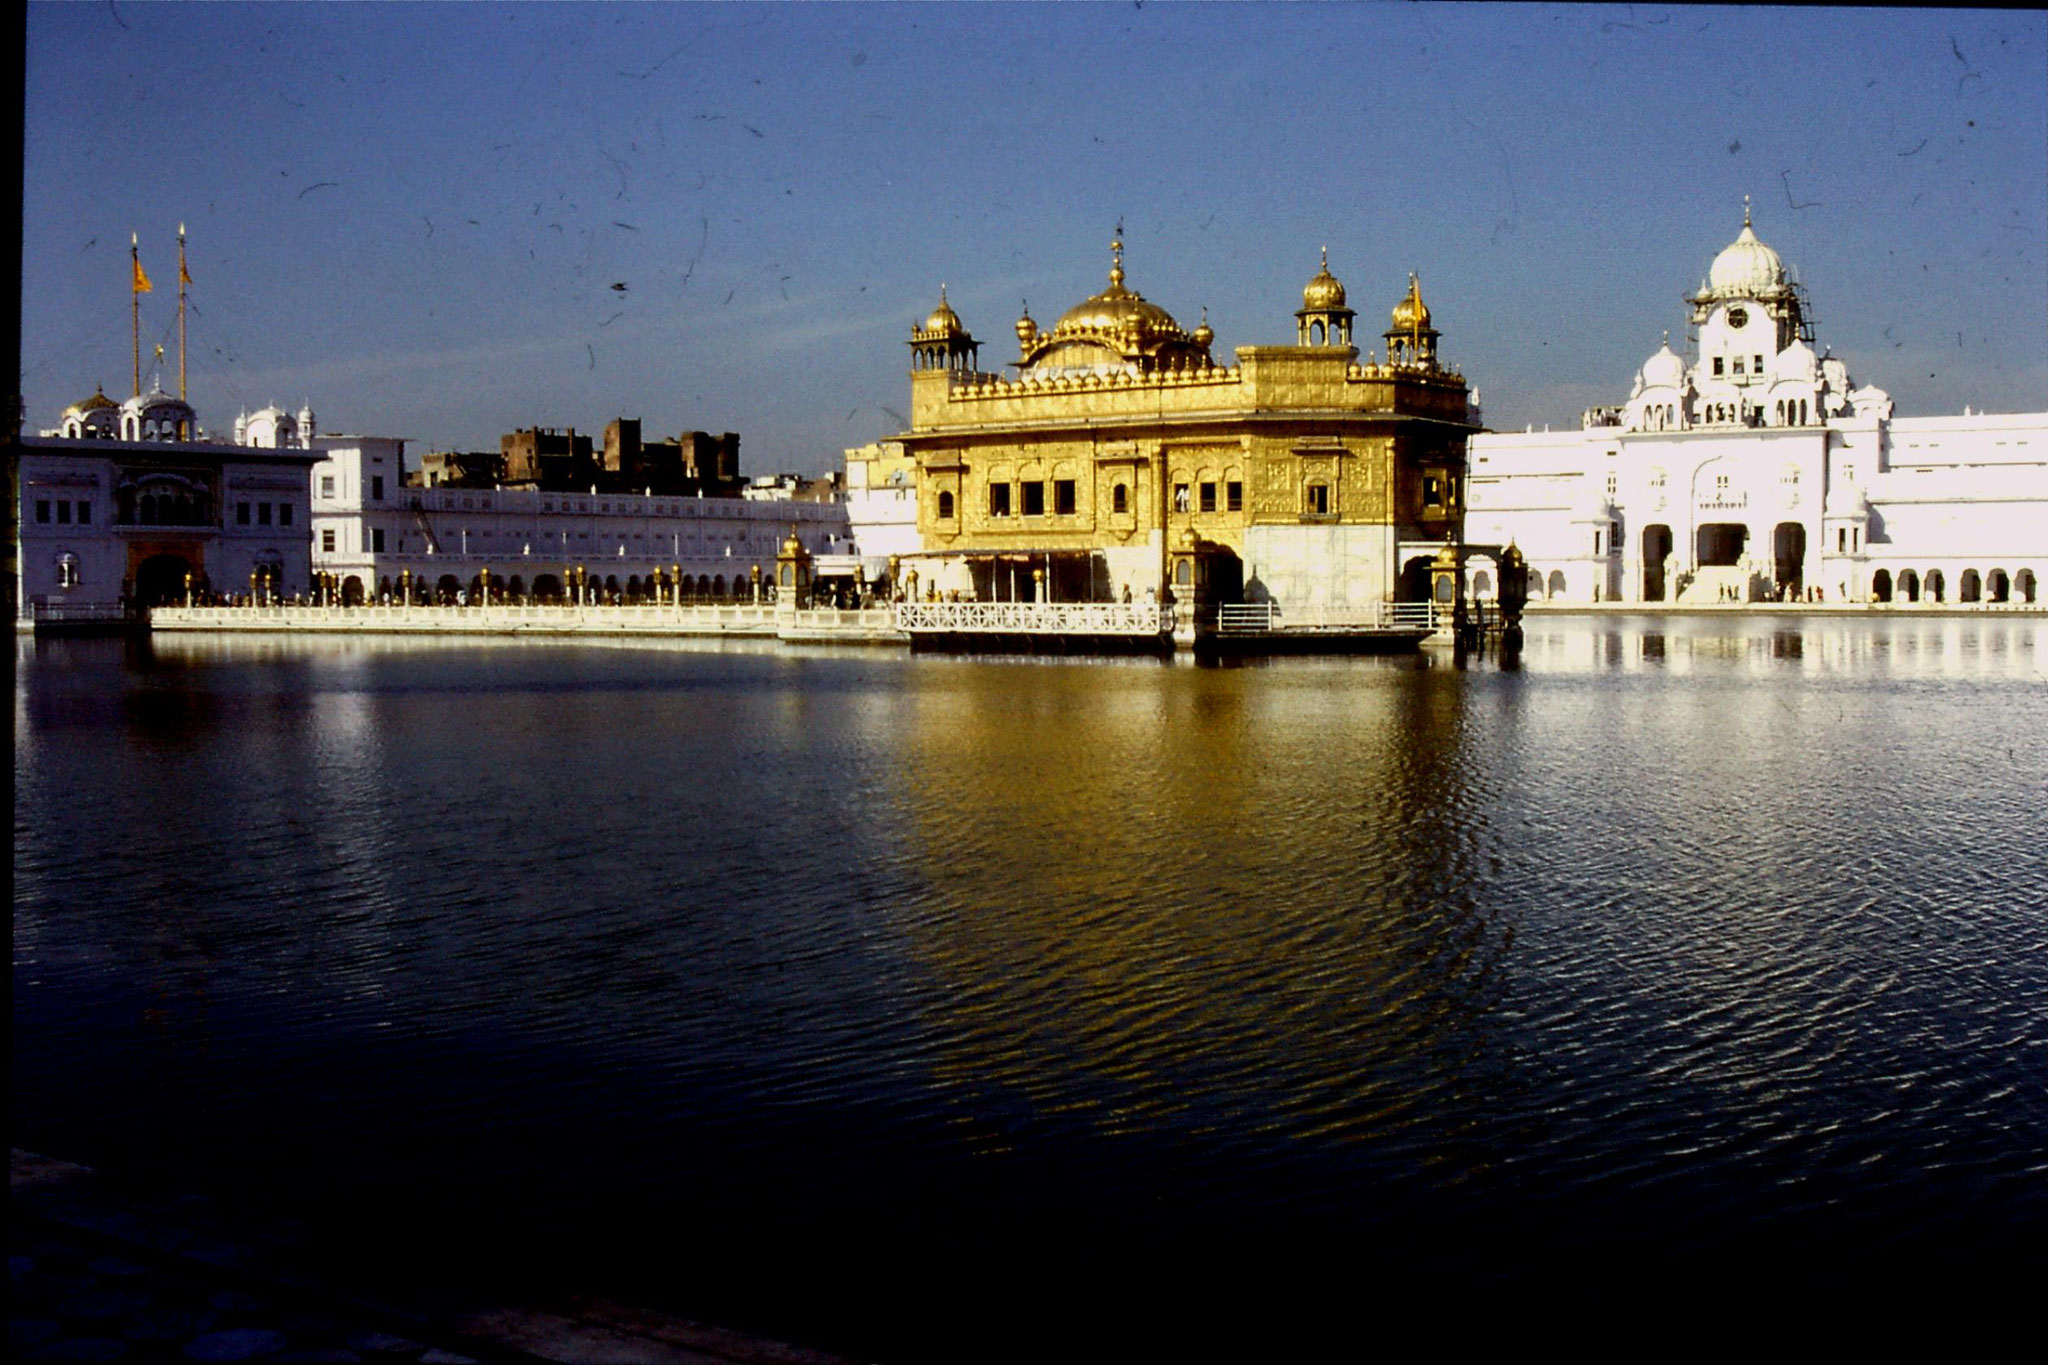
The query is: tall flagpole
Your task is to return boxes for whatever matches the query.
[178,224,189,401]
[131,233,142,397]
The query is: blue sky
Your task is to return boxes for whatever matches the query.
[22,3,2046,472]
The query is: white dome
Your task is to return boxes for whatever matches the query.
[241,405,301,449]
[121,385,194,420]
[1639,338,1686,390]
[1771,338,1818,383]
[1820,355,1851,395]
[1707,222,1785,297]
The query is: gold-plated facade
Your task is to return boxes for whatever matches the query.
[895,242,1476,607]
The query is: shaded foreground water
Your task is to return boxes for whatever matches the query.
[14,617,2048,1356]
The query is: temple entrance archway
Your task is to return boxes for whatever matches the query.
[1206,548,1244,606]
[1697,523,1747,567]
[1641,524,1673,601]
[133,552,195,608]
[1773,522,1805,596]
[1398,556,1435,602]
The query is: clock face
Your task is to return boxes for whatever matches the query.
[1727,306,1749,329]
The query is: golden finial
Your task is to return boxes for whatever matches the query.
[1109,221,1125,289]
[1321,245,1329,269]
[1743,194,1752,228]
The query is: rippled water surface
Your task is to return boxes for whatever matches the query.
[14,617,2048,1355]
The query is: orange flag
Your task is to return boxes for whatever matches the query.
[133,257,154,293]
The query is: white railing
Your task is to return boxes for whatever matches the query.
[148,603,785,631]
[31,601,134,624]
[1216,601,1444,633]
[781,607,900,631]
[893,601,1171,635]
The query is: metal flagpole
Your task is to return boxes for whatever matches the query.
[178,225,189,400]
[130,234,143,397]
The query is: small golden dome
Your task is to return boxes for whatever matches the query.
[1390,273,1431,331]
[1015,304,1037,346]
[1192,307,1213,348]
[780,528,806,558]
[922,285,963,336]
[1303,247,1346,310]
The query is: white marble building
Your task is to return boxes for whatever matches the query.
[1464,206,2046,607]
[16,386,321,622]
[302,438,850,604]
[839,441,921,561]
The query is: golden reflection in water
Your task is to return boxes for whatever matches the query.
[893,657,1502,1154]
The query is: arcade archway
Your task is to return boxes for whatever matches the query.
[1398,556,1435,603]
[1697,523,1747,567]
[133,553,196,608]
[1773,523,1805,595]
[1641,524,1673,601]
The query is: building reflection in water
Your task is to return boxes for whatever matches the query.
[1517,613,2045,681]
[885,654,1523,1206]
[12,618,2046,1340]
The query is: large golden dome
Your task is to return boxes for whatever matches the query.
[1052,286,1183,336]
[1020,232,1209,374]
[1051,241,1185,338]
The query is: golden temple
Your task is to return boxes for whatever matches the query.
[893,232,1477,610]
